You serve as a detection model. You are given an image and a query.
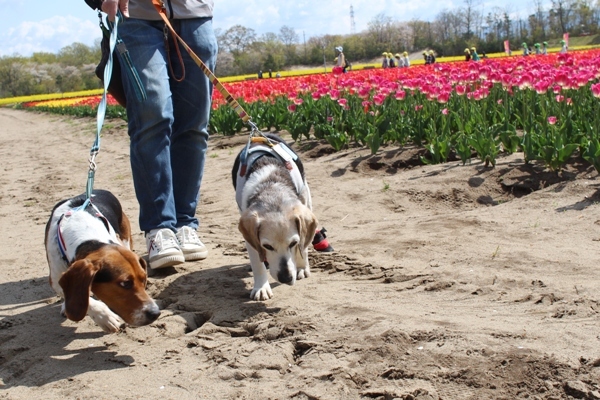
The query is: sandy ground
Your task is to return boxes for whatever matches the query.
[0,107,599,400]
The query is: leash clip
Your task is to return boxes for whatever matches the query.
[88,151,98,172]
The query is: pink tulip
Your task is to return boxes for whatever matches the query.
[394,90,406,100]
[373,94,386,106]
[548,116,557,125]
[437,91,450,104]
[287,104,297,113]
[441,108,449,115]
[592,83,600,98]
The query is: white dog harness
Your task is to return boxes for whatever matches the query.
[235,139,305,210]
[57,201,114,263]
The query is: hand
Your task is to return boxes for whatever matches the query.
[102,0,130,21]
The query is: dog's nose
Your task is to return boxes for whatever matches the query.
[277,270,294,285]
[145,304,161,323]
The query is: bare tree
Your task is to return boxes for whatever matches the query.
[550,0,576,33]
[278,26,299,47]
[219,25,257,54]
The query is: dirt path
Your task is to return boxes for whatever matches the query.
[0,108,599,399]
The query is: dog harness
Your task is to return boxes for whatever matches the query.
[235,138,305,210]
[57,201,113,264]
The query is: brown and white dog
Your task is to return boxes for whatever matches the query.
[45,189,160,332]
[232,134,318,301]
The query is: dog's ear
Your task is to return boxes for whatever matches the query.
[295,206,318,259]
[138,256,147,272]
[239,210,266,261]
[58,259,101,322]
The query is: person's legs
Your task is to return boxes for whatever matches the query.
[167,17,217,261]
[119,19,184,268]
[168,17,218,230]
[119,18,177,234]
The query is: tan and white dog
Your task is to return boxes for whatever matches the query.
[45,189,160,332]
[232,134,318,301]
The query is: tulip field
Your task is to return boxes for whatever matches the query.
[19,50,600,171]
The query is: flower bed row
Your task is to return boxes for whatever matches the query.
[210,50,600,171]
[20,50,600,172]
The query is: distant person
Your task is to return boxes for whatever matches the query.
[428,50,436,64]
[258,70,263,79]
[534,43,541,55]
[560,39,568,53]
[268,69,272,78]
[470,47,480,61]
[389,53,396,68]
[464,48,471,62]
[481,51,488,59]
[522,42,529,56]
[542,41,548,55]
[422,50,429,64]
[335,46,348,73]
[275,72,281,78]
[381,52,389,68]
[402,51,410,67]
[394,53,402,68]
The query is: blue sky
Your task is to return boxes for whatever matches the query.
[0,0,548,57]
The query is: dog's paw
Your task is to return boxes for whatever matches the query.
[297,267,311,280]
[94,311,125,333]
[88,300,125,333]
[296,265,310,279]
[250,283,273,301]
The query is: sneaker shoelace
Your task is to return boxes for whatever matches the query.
[179,227,202,246]
[152,230,179,252]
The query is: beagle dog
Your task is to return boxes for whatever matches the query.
[45,189,160,332]
[232,134,318,301]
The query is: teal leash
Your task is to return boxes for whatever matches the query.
[85,11,121,206]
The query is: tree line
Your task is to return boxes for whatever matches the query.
[1,0,599,98]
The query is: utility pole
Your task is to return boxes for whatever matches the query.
[350,5,356,34]
[303,31,307,61]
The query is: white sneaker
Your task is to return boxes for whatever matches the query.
[146,228,185,269]
[176,226,208,261]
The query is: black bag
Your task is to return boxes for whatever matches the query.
[96,27,127,107]
[85,0,127,107]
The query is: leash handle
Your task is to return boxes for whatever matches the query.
[152,0,253,126]
[86,11,121,200]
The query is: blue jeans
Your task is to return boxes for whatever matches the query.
[118,17,218,233]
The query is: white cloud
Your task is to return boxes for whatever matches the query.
[0,15,101,56]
